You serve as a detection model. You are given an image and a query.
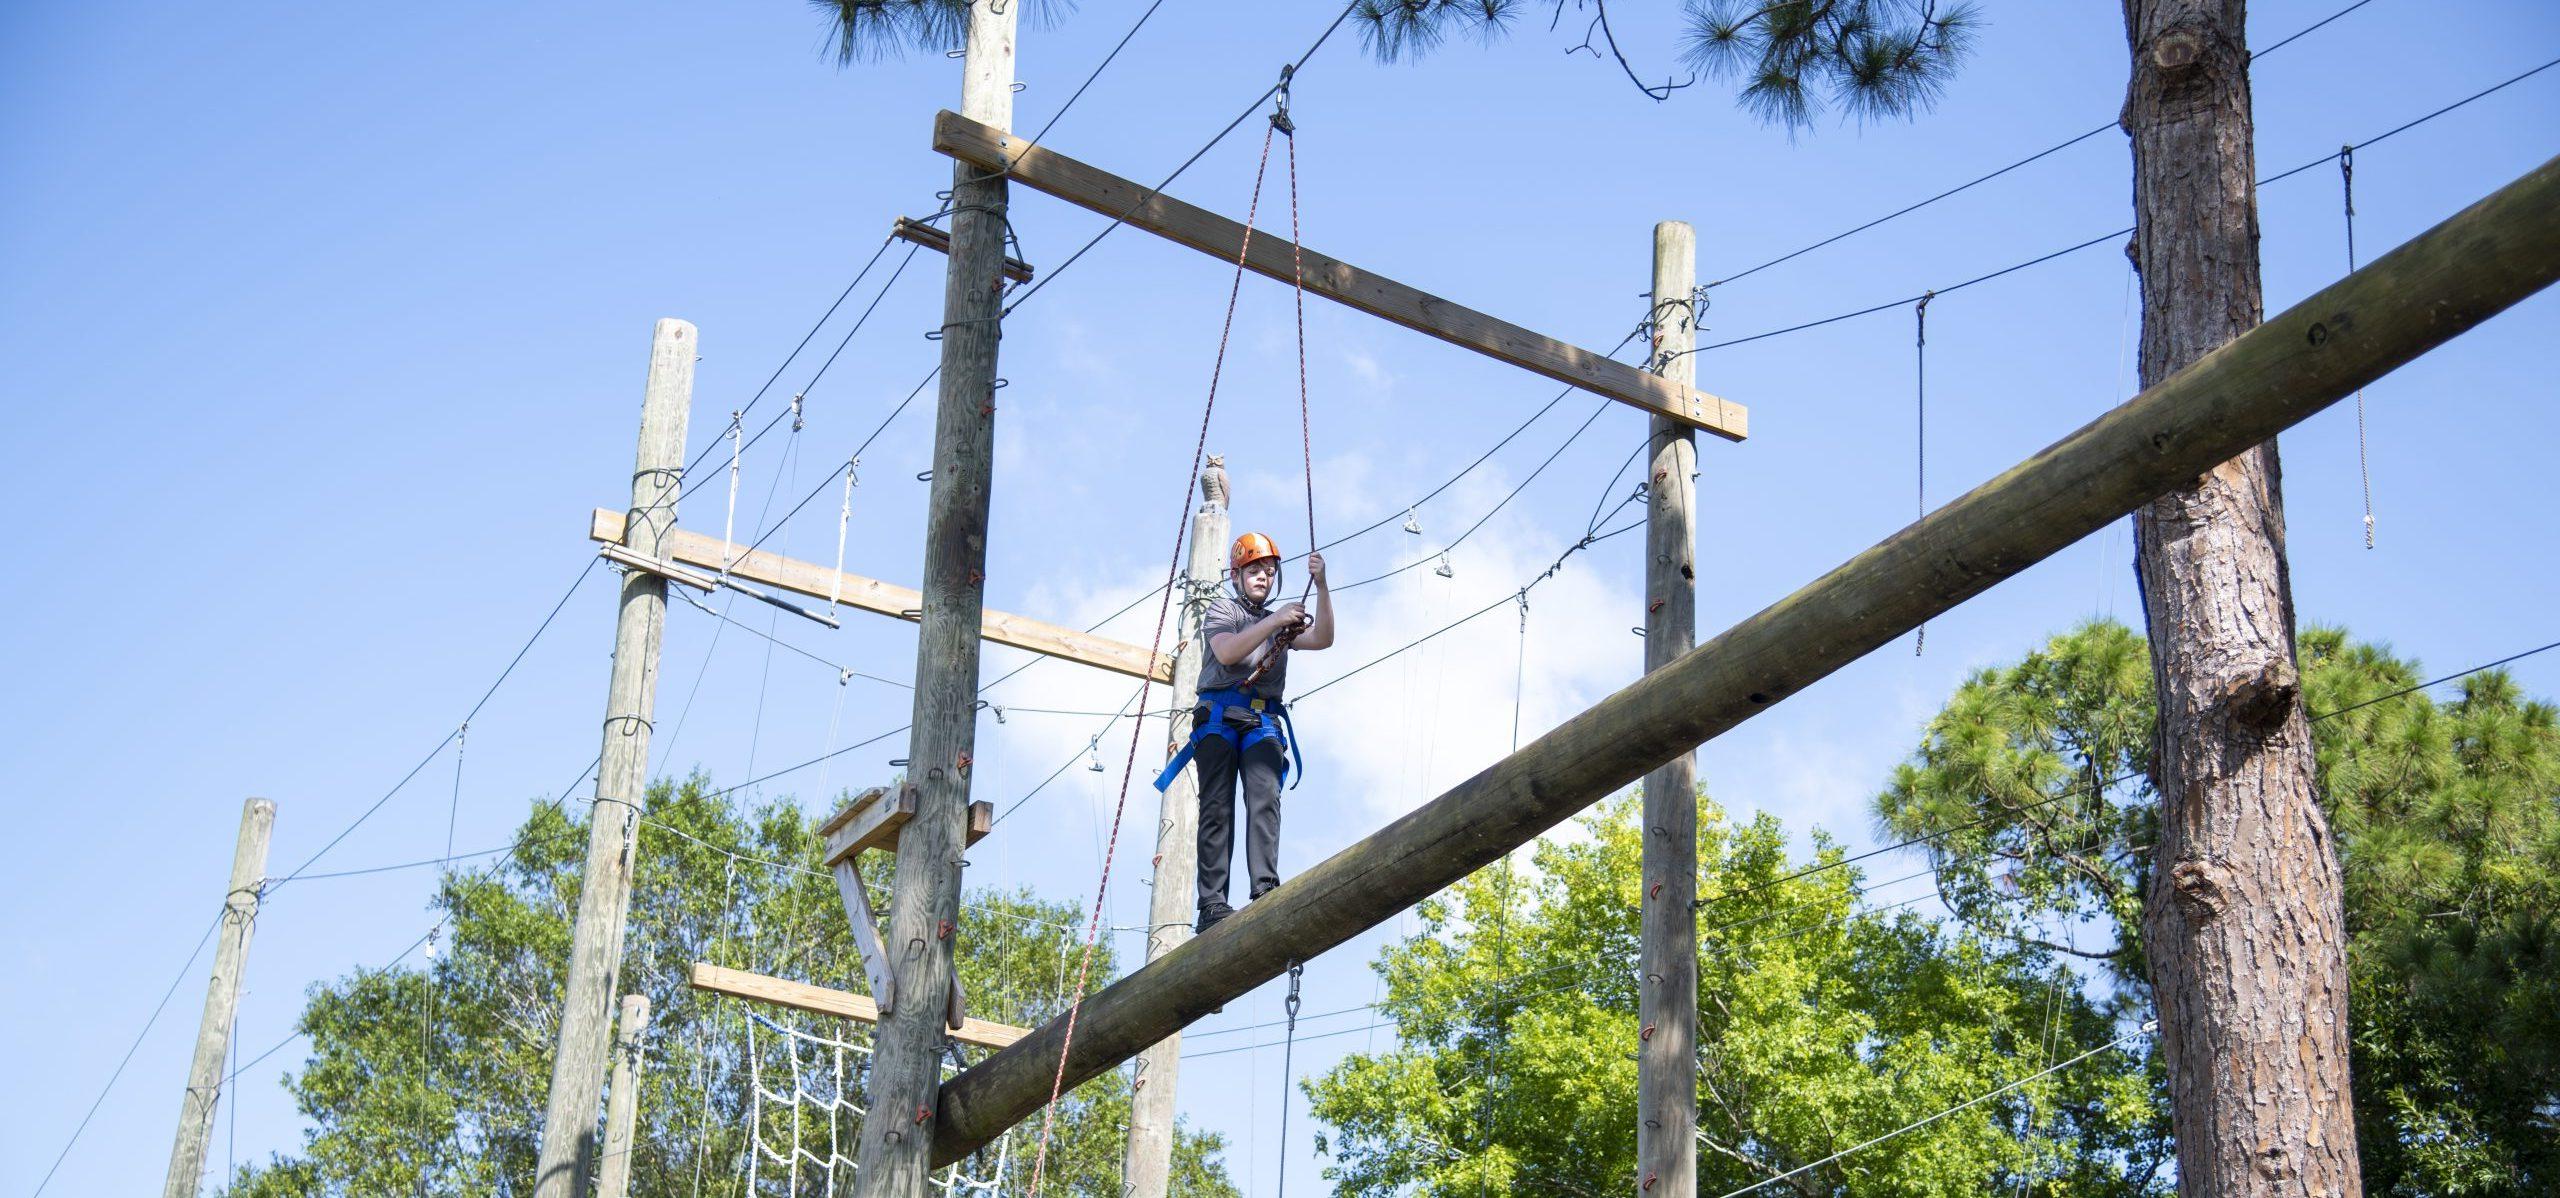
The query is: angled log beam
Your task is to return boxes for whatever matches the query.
[929,154,2560,1166]
[588,508,1170,683]
[932,110,1748,442]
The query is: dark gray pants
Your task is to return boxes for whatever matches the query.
[1194,733,1285,912]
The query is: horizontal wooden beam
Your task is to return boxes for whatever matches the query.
[928,154,2560,1166]
[688,963,1029,1051]
[933,110,1747,443]
[893,216,1035,284]
[822,785,994,867]
[589,508,1170,683]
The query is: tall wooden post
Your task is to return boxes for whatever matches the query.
[1639,221,1700,1197]
[852,0,1015,1189]
[1120,457,1230,1198]
[161,797,274,1198]
[533,318,696,1198]
[596,994,652,1198]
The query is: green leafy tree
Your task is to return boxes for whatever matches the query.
[1308,792,2163,1196]
[1878,620,2560,1194]
[223,775,1238,1197]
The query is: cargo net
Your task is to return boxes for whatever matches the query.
[742,1012,1011,1196]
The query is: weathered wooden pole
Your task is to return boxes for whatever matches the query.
[926,153,2560,1165]
[533,318,695,1198]
[1639,221,1700,1197]
[851,0,1015,1189]
[595,994,652,1198]
[1119,456,1230,1198]
[161,797,274,1198]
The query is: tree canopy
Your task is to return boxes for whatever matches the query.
[1876,620,2560,1195]
[1307,792,2164,1196]
[223,775,1237,1197]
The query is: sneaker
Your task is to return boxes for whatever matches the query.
[1249,880,1280,902]
[1195,901,1235,934]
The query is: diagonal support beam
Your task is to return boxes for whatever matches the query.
[927,154,2560,1166]
[933,110,1748,442]
[588,509,1170,683]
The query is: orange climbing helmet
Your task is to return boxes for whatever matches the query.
[1230,532,1281,572]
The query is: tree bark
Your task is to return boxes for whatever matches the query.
[2120,3,2363,1194]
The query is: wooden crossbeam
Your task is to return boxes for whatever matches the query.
[933,110,1748,442]
[893,216,1035,284]
[821,785,993,868]
[687,963,1030,1051]
[588,508,1170,682]
[922,154,2560,1166]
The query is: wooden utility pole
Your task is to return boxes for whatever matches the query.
[922,154,2560,1163]
[533,318,696,1198]
[851,0,1015,1189]
[1639,222,1699,1198]
[161,797,274,1198]
[596,994,652,1198]
[1120,456,1229,1198]
[2121,5,2365,1193]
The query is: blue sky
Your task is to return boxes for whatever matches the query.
[5,0,2555,1193]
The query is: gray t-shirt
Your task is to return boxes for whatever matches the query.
[1197,595,1290,700]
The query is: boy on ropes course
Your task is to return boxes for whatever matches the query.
[1156,531,1334,933]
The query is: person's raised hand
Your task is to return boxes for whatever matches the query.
[1306,551,1327,587]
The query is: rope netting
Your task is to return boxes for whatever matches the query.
[740,1012,1011,1196]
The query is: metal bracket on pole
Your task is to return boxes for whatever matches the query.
[600,543,843,630]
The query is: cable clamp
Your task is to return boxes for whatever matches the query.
[1270,64,1296,136]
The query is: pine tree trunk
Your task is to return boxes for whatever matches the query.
[2121,3,2363,1194]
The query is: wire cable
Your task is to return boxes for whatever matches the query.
[268,557,603,889]
[31,908,228,1197]
[1702,0,2384,291]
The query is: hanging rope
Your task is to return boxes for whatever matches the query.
[1473,591,1531,1195]
[1275,959,1307,1194]
[1913,291,1933,656]
[1282,68,1317,595]
[2342,145,2376,549]
[1025,80,1298,1197]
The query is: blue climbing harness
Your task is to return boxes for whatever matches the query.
[1152,684,1305,792]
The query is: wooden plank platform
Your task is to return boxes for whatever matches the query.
[822,786,993,868]
[589,508,1171,683]
[932,109,1747,442]
[688,962,1029,1051]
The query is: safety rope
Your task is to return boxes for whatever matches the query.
[1276,959,1306,1195]
[1913,291,1933,656]
[1283,70,1317,595]
[1024,82,1293,1197]
[2342,145,2375,549]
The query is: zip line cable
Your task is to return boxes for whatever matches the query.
[724,1,1367,576]
[1705,1024,2154,1198]
[1001,1,1362,314]
[1703,0,2384,292]
[267,556,604,889]
[31,907,228,1198]
[1682,53,2560,362]
[1709,633,2560,908]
